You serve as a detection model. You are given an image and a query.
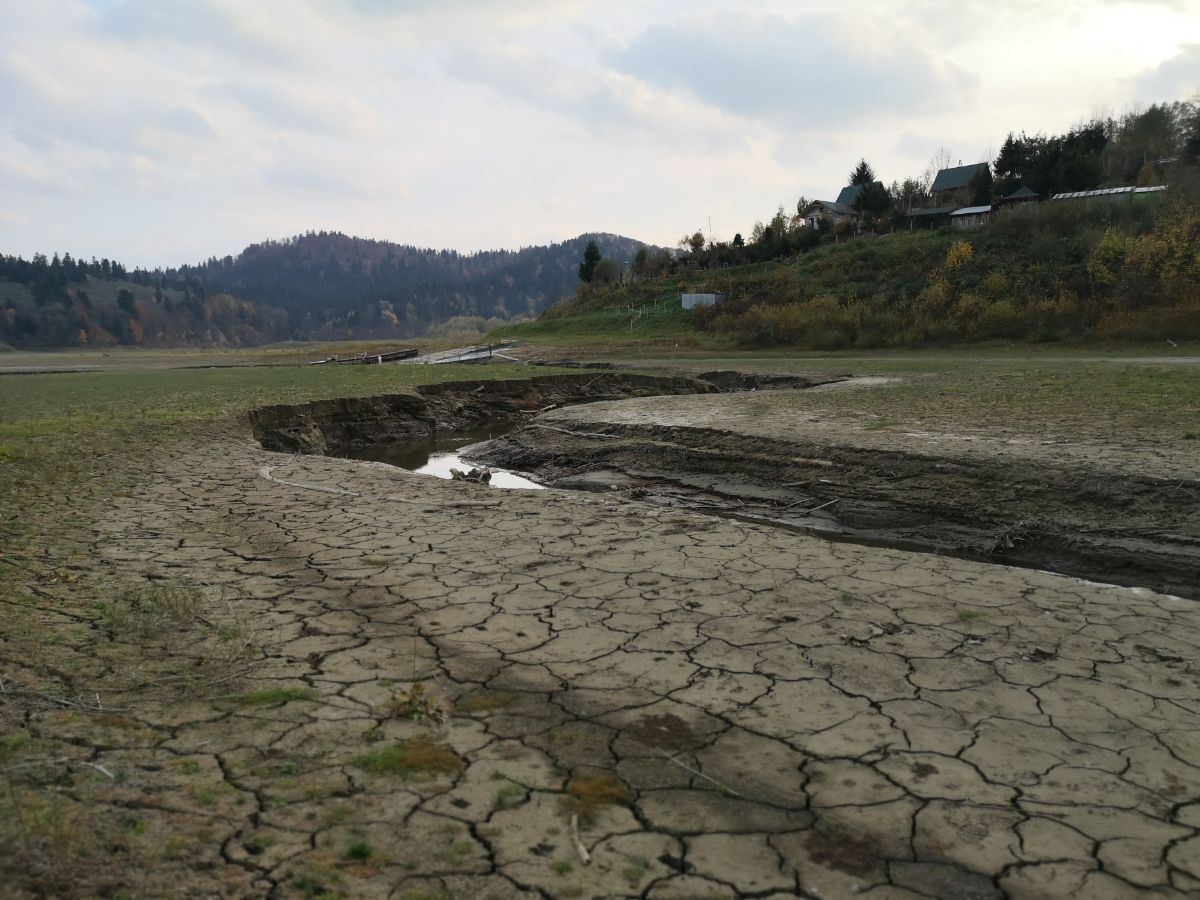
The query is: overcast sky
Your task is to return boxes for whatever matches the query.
[2,0,1198,267]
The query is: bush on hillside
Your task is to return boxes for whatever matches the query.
[693,192,1196,347]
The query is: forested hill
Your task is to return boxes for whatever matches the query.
[0,231,648,349]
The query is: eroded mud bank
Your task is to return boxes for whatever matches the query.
[473,418,1200,599]
[250,371,1200,598]
[248,371,836,455]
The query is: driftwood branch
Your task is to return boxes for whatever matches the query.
[258,465,360,496]
[657,750,745,798]
[569,813,591,865]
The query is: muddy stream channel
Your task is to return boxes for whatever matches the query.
[249,371,1200,599]
[349,421,545,490]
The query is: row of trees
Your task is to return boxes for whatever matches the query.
[670,98,1200,271]
[577,239,677,288]
[1,232,648,348]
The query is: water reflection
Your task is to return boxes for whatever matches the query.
[349,422,543,490]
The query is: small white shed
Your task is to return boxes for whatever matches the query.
[681,293,724,310]
[949,205,992,229]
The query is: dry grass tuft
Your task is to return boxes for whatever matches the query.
[567,773,632,822]
[353,740,463,781]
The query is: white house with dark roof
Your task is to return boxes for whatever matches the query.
[799,199,860,229]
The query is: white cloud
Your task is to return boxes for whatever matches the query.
[445,41,751,146]
[610,12,977,127]
[1135,43,1200,100]
[1,0,1198,266]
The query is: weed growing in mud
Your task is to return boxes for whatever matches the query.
[454,690,518,715]
[343,841,372,861]
[97,580,204,640]
[552,860,573,875]
[866,417,903,430]
[385,682,447,723]
[353,739,463,781]
[226,687,316,707]
[0,733,32,761]
[622,856,651,884]
[291,869,342,899]
[1186,432,1197,440]
[0,765,107,899]
[493,783,525,811]
[566,773,633,823]
[90,579,259,697]
[957,609,982,622]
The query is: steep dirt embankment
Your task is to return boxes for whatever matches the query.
[247,371,834,454]
[473,417,1200,599]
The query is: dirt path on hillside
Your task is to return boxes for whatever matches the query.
[6,426,1199,899]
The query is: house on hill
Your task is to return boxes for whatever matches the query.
[800,179,885,230]
[835,181,885,208]
[998,185,1040,206]
[800,200,860,229]
[949,205,992,229]
[905,206,958,229]
[930,162,990,204]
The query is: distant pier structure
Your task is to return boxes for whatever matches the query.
[681,293,725,310]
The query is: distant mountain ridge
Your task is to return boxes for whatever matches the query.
[0,231,652,349]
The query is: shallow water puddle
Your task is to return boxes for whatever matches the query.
[349,422,544,490]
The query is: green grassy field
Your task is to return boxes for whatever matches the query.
[488,304,714,346]
[0,361,568,552]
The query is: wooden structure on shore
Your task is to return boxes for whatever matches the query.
[310,348,419,366]
[403,342,519,366]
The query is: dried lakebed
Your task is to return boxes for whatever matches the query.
[255,372,1200,599]
[24,368,1198,898]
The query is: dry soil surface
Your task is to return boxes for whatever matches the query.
[11,416,1200,900]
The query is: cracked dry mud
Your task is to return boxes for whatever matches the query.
[14,408,1200,899]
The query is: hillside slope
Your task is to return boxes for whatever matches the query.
[499,194,1200,348]
[0,232,648,349]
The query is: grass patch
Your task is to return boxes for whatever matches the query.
[226,687,317,707]
[343,841,372,861]
[957,610,982,622]
[353,739,463,781]
[96,580,205,641]
[454,690,518,715]
[493,783,525,811]
[566,773,633,823]
[0,733,33,762]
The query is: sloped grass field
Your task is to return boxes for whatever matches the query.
[499,193,1200,349]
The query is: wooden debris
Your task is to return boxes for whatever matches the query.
[569,813,591,865]
[449,466,492,484]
